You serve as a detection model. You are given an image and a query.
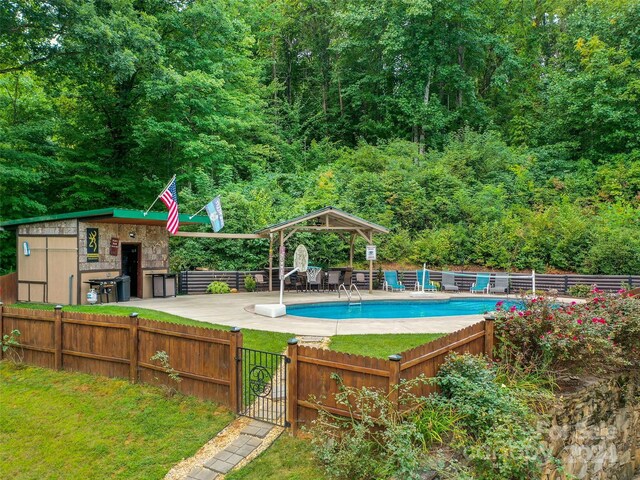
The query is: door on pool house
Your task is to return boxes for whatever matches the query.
[121,244,142,298]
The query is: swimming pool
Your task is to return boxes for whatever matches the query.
[287,298,517,320]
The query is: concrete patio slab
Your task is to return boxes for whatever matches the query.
[130,290,524,336]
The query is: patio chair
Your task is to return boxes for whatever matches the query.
[383,270,405,291]
[327,270,341,291]
[297,271,308,292]
[355,272,366,285]
[254,273,268,291]
[470,273,491,294]
[285,273,301,292]
[489,275,509,294]
[441,272,459,292]
[307,269,323,292]
[342,270,352,287]
[415,270,438,292]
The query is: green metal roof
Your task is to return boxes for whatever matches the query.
[0,208,211,227]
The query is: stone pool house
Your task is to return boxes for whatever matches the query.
[0,208,209,305]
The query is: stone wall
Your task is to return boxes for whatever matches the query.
[18,219,77,236]
[539,372,640,480]
[78,222,168,272]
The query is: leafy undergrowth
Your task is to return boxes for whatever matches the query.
[306,354,555,480]
[329,333,444,358]
[226,435,325,480]
[13,303,292,353]
[0,362,234,480]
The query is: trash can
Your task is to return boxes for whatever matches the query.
[115,275,131,302]
[151,273,177,298]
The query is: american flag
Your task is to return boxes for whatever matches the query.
[160,177,179,234]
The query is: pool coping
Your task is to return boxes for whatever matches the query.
[131,291,578,336]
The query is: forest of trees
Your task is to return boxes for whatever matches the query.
[1,0,639,274]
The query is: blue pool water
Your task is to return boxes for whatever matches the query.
[287,298,518,320]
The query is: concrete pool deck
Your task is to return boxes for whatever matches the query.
[131,291,534,336]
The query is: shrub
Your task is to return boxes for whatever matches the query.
[150,350,181,397]
[308,374,427,480]
[244,275,257,292]
[431,353,546,480]
[494,292,640,373]
[567,284,592,297]
[411,400,466,448]
[207,281,231,294]
[1,329,23,366]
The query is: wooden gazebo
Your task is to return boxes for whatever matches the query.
[177,206,389,293]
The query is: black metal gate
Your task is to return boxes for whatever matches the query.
[237,347,289,426]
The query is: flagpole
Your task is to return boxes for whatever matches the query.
[143,174,176,216]
[189,204,207,220]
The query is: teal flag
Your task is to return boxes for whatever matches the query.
[205,196,224,232]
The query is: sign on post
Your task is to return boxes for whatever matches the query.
[366,245,377,261]
[279,245,286,279]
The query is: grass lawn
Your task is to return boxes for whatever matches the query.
[0,362,234,480]
[329,333,443,358]
[226,435,325,480]
[14,303,292,353]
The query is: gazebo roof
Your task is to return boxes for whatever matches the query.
[255,206,390,236]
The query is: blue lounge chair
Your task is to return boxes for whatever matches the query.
[383,271,405,291]
[470,273,491,294]
[415,270,438,291]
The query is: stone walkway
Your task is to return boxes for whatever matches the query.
[184,419,277,480]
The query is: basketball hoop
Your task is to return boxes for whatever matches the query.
[306,266,322,282]
[293,245,309,273]
[256,244,314,318]
[277,244,309,305]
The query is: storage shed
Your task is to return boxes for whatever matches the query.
[0,208,209,305]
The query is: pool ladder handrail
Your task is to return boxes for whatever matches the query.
[338,283,362,305]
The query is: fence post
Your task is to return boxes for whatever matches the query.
[0,302,3,361]
[235,272,240,291]
[287,338,299,435]
[388,354,402,410]
[483,314,495,360]
[129,313,139,383]
[564,275,569,293]
[229,327,241,412]
[54,305,63,370]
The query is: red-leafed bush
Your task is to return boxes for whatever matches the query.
[494,289,640,373]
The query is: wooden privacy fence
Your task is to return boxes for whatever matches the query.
[286,319,493,434]
[0,272,18,305]
[179,269,640,295]
[0,304,242,409]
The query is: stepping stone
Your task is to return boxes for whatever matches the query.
[270,385,286,400]
[204,459,235,474]
[204,452,244,473]
[227,434,262,452]
[241,420,273,438]
[187,466,219,480]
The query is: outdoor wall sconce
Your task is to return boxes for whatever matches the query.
[129,232,136,238]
